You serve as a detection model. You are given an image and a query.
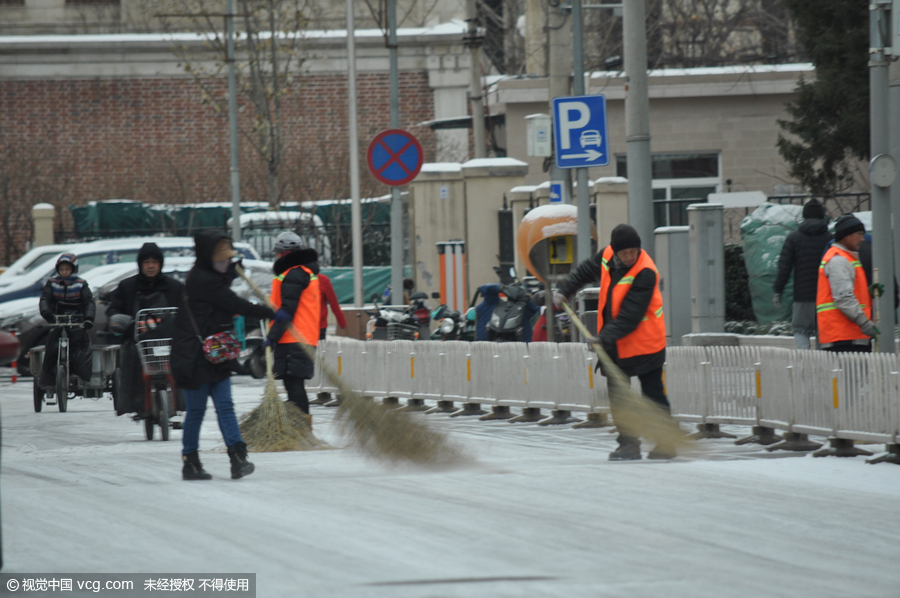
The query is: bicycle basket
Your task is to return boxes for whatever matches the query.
[137,339,172,376]
[387,322,418,340]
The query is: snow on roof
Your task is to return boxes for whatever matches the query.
[462,157,528,168]
[589,63,814,79]
[0,21,467,46]
[509,185,540,193]
[421,163,462,173]
[32,203,54,210]
[541,221,578,237]
[594,176,628,184]
[233,211,323,225]
[521,203,577,223]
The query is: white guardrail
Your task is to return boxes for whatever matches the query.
[307,339,900,446]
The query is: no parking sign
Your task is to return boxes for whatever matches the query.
[366,129,424,187]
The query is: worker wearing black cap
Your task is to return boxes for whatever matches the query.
[555,224,676,461]
[816,215,878,352]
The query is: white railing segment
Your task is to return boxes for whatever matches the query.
[304,339,899,445]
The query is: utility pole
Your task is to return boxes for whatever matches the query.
[347,0,363,306]
[870,0,896,352]
[570,0,591,265]
[465,0,486,158]
[890,0,900,339]
[388,0,403,305]
[227,0,242,241]
[548,0,573,205]
[623,0,653,257]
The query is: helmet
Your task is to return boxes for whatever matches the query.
[273,231,303,255]
[108,314,134,335]
[56,252,79,274]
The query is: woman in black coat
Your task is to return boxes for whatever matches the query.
[171,229,275,481]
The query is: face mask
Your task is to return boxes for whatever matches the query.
[213,260,230,273]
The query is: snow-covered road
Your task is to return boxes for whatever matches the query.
[1,372,898,598]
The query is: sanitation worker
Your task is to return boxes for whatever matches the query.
[263,232,321,419]
[815,214,878,353]
[554,224,676,461]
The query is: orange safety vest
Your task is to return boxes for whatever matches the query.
[271,265,321,346]
[815,245,871,345]
[597,246,666,359]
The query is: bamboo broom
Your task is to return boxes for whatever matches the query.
[558,300,692,453]
[235,265,465,466]
[238,342,330,452]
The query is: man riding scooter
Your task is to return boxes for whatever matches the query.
[107,243,184,416]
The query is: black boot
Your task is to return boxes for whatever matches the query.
[182,452,212,480]
[609,439,642,461]
[227,441,255,479]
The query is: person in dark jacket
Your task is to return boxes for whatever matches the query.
[263,232,320,416]
[107,242,185,416]
[474,283,538,342]
[555,224,675,461]
[773,199,832,349]
[171,230,276,481]
[39,253,95,386]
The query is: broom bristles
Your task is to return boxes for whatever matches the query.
[560,301,693,452]
[239,346,330,452]
[235,265,467,466]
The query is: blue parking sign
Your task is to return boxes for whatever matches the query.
[552,95,609,169]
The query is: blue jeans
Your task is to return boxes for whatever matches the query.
[181,379,243,455]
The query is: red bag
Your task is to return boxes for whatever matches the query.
[201,330,241,364]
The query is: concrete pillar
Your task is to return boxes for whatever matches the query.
[408,163,465,300]
[655,226,691,346]
[32,203,55,247]
[461,158,528,294]
[593,176,628,249]
[688,203,725,333]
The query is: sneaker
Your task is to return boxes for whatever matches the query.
[647,445,677,460]
[609,443,642,461]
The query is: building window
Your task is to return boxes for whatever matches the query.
[616,153,721,227]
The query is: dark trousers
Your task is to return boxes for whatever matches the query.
[283,376,309,414]
[319,328,327,340]
[116,339,145,415]
[607,367,670,447]
[823,343,872,353]
[41,327,92,386]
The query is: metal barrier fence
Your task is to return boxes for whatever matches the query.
[307,339,900,447]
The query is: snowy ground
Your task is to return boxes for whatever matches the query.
[1,368,898,598]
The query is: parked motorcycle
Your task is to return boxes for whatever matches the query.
[428,302,476,341]
[486,282,533,342]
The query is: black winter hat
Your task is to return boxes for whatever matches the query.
[802,199,826,220]
[610,224,641,253]
[833,214,865,242]
[137,242,165,269]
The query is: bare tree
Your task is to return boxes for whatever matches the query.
[0,135,72,265]
[151,0,318,209]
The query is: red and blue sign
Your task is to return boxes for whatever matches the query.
[366,129,424,187]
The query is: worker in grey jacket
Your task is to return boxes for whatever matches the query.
[816,215,877,352]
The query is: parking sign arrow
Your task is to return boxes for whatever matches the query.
[562,149,603,162]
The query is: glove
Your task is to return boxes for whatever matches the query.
[552,291,567,309]
[83,320,93,330]
[598,332,617,355]
[262,338,276,350]
[274,309,292,323]
[860,320,880,338]
[772,293,782,310]
[227,259,244,281]
[869,282,885,298]
[582,332,600,345]
[41,312,54,323]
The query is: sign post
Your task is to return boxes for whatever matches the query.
[367,129,424,303]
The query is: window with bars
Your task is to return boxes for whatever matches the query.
[616,153,721,228]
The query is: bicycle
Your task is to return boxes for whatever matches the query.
[31,314,90,413]
[135,307,179,440]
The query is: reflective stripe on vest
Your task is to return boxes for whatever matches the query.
[596,246,667,359]
[270,265,321,346]
[815,245,871,345]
